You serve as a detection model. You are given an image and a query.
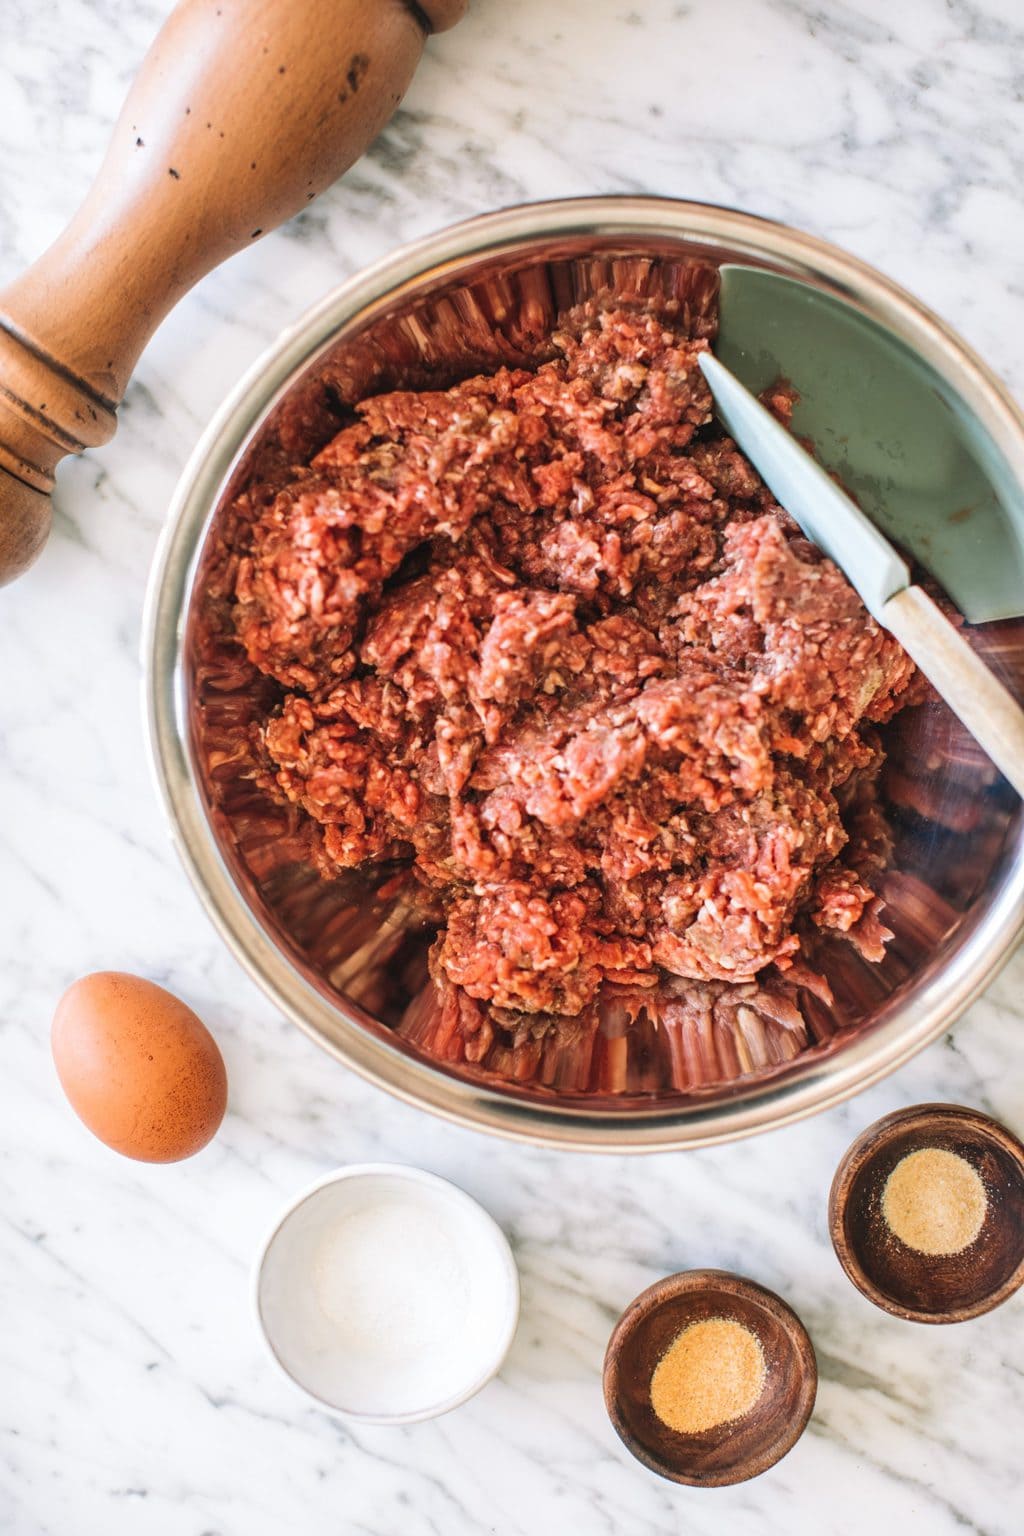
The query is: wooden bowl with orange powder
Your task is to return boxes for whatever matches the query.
[829,1103,1024,1323]
[603,1270,817,1487]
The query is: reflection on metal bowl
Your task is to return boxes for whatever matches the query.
[144,198,1024,1149]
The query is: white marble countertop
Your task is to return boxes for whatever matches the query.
[3,2,1023,1532]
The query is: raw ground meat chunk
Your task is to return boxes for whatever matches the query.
[225,304,919,1019]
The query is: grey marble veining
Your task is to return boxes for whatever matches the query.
[2,2,1023,1533]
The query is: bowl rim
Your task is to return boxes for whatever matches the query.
[143,194,1024,1151]
[251,1161,521,1423]
[602,1266,818,1485]
[827,1102,1024,1322]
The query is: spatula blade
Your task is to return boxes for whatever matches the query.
[714,265,1024,623]
[697,351,1024,800]
[698,352,910,621]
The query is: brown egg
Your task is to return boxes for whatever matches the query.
[51,972,227,1162]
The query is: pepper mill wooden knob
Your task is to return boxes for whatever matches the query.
[0,0,465,584]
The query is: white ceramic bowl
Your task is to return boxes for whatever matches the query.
[254,1164,520,1423]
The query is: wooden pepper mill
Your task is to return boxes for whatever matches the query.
[0,0,465,585]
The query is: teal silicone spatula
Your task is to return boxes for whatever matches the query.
[698,346,1024,799]
[713,267,1024,624]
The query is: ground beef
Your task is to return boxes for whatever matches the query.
[226,306,920,1020]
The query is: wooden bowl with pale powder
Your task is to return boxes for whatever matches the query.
[603,1269,816,1486]
[829,1103,1024,1323]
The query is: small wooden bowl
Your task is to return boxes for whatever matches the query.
[603,1269,817,1486]
[829,1103,1024,1323]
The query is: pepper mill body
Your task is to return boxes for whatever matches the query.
[0,0,465,584]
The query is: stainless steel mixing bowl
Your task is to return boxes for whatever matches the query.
[144,197,1024,1150]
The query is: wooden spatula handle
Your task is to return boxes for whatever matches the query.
[883,585,1024,800]
[0,0,464,585]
